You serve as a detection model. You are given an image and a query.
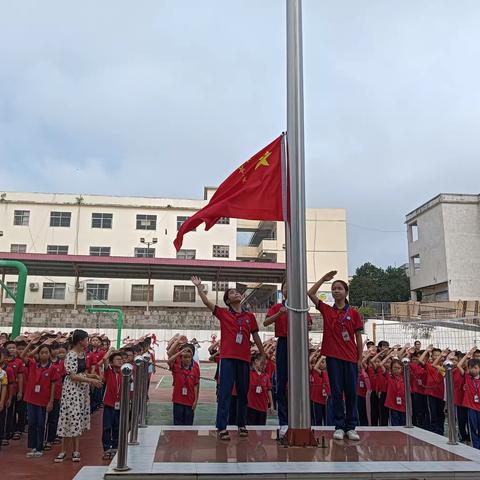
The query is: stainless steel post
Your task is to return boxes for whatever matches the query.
[444,360,458,445]
[286,0,311,441]
[402,357,413,428]
[139,353,151,427]
[129,355,144,444]
[114,363,133,472]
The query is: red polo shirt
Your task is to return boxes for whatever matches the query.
[357,369,369,397]
[317,302,363,363]
[171,362,199,407]
[384,373,406,412]
[23,359,57,407]
[367,367,379,392]
[452,368,465,406]
[247,370,271,413]
[410,362,426,395]
[265,359,276,381]
[310,369,330,405]
[2,364,15,392]
[462,374,480,412]
[103,366,122,408]
[214,307,259,363]
[87,349,105,375]
[424,362,445,400]
[266,303,313,338]
[5,357,24,396]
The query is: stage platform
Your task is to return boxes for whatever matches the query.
[76,426,480,479]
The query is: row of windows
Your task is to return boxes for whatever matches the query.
[5,282,230,301]
[10,244,230,258]
[13,210,229,230]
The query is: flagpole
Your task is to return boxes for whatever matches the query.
[285,0,314,445]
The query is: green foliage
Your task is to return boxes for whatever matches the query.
[349,262,410,306]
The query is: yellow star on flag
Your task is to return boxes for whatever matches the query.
[255,151,272,170]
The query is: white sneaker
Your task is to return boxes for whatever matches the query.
[26,449,43,458]
[279,425,288,438]
[333,429,345,440]
[346,430,360,441]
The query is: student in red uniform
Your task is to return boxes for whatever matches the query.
[247,353,273,425]
[419,346,446,435]
[14,339,28,437]
[308,271,363,441]
[357,362,369,426]
[191,276,265,441]
[168,345,199,426]
[310,353,330,426]
[457,348,480,449]
[88,335,106,413]
[409,350,429,430]
[21,340,57,457]
[383,357,406,426]
[4,340,25,442]
[46,342,68,449]
[264,281,312,437]
[449,351,470,442]
[0,348,14,449]
[101,348,124,459]
[365,348,381,426]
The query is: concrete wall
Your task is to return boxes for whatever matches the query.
[0,304,323,332]
[442,202,480,300]
[407,202,448,297]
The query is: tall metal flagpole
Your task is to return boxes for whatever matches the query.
[286,0,314,445]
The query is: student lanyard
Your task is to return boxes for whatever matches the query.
[113,369,121,401]
[472,378,480,402]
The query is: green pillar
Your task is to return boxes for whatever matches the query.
[0,260,27,339]
[86,307,124,349]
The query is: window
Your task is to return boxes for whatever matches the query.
[410,222,419,242]
[176,249,196,260]
[176,216,195,232]
[134,247,155,258]
[86,283,109,301]
[10,244,27,253]
[6,282,18,297]
[218,217,230,225]
[136,214,156,230]
[14,210,30,226]
[212,281,229,292]
[412,254,420,273]
[173,285,196,302]
[42,283,66,300]
[213,245,230,258]
[92,213,113,229]
[50,211,71,227]
[89,246,111,256]
[47,245,69,255]
[131,285,154,302]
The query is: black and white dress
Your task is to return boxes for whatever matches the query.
[57,351,91,438]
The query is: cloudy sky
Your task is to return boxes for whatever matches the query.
[1,1,480,273]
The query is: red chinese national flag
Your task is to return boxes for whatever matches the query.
[174,135,285,251]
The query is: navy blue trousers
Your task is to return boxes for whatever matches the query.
[326,357,358,432]
[173,403,194,426]
[216,358,249,431]
[27,403,46,451]
[390,409,406,426]
[275,337,288,427]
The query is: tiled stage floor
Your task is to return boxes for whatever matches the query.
[81,426,480,479]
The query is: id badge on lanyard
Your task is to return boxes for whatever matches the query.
[255,385,262,394]
[340,308,351,342]
[114,401,120,410]
[396,396,402,405]
[474,380,480,403]
[236,315,245,344]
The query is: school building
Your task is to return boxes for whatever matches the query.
[406,193,480,302]
[0,188,348,312]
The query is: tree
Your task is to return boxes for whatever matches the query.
[349,262,410,306]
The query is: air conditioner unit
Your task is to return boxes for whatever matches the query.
[29,283,39,291]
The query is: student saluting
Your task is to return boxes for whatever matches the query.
[191,276,265,441]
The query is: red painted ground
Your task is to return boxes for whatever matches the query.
[0,410,108,480]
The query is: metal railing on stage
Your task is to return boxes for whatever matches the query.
[114,353,151,472]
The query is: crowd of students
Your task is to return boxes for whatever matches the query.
[0,330,156,461]
[1,268,480,464]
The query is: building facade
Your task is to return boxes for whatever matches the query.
[0,189,348,310]
[406,193,480,301]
